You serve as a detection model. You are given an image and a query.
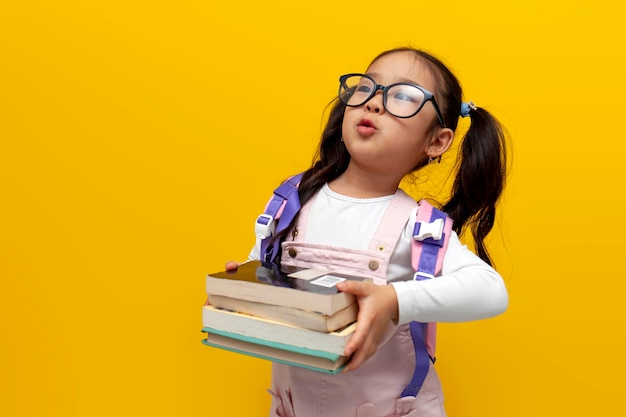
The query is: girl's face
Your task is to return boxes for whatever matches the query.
[341,51,452,180]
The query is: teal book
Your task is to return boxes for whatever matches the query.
[201,327,350,374]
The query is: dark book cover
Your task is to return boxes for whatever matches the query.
[208,260,361,295]
[206,261,366,315]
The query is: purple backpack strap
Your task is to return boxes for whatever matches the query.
[256,173,304,263]
[401,199,453,398]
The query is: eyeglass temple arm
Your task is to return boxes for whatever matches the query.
[431,99,446,128]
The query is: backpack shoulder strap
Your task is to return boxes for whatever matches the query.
[255,173,304,263]
[411,199,454,279]
[401,199,453,398]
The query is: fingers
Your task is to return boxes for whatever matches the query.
[343,323,364,357]
[336,279,371,296]
[339,284,400,373]
[225,261,239,271]
[343,316,380,372]
[342,299,378,371]
[344,341,376,372]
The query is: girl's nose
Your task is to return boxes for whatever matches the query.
[365,92,385,114]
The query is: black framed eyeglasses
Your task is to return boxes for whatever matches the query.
[338,73,446,127]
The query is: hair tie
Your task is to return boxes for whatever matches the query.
[460,101,477,118]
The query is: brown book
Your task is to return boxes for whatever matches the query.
[207,294,358,332]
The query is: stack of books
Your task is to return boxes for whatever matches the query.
[201,260,363,374]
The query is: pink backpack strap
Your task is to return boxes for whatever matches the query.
[401,200,453,398]
[410,199,453,359]
[411,199,454,278]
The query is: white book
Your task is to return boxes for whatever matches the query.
[202,304,355,356]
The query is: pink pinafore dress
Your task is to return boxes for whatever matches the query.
[268,190,446,417]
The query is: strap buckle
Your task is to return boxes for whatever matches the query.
[413,271,435,281]
[255,214,275,239]
[413,218,444,242]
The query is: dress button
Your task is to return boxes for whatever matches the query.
[368,260,379,271]
[288,247,297,258]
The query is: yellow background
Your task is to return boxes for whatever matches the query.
[1,1,625,416]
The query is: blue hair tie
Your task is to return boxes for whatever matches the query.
[460,101,477,118]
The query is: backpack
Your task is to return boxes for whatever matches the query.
[254,173,453,397]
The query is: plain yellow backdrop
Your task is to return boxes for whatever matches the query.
[2,1,625,416]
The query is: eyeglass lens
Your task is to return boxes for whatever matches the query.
[339,75,427,118]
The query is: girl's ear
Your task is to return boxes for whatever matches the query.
[427,127,454,158]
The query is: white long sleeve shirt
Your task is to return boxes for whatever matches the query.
[249,184,508,325]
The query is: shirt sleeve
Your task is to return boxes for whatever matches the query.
[247,238,261,262]
[390,231,509,325]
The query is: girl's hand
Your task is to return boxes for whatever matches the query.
[335,280,399,372]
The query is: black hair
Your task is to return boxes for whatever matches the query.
[275,47,507,266]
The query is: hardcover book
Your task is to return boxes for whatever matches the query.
[201,328,350,374]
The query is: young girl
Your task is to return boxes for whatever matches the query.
[229,47,508,417]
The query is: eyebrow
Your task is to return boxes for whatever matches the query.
[365,72,423,86]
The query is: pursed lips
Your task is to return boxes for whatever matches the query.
[357,118,377,136]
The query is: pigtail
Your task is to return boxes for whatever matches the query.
[442,107,507,266]
[271,99,350,249]
[298,99,350,206]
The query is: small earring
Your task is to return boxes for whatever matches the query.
[428,156,434,164]
[340,137,344,142]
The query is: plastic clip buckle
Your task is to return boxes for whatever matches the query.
[255,214,275,239]
[413,218,444,242]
